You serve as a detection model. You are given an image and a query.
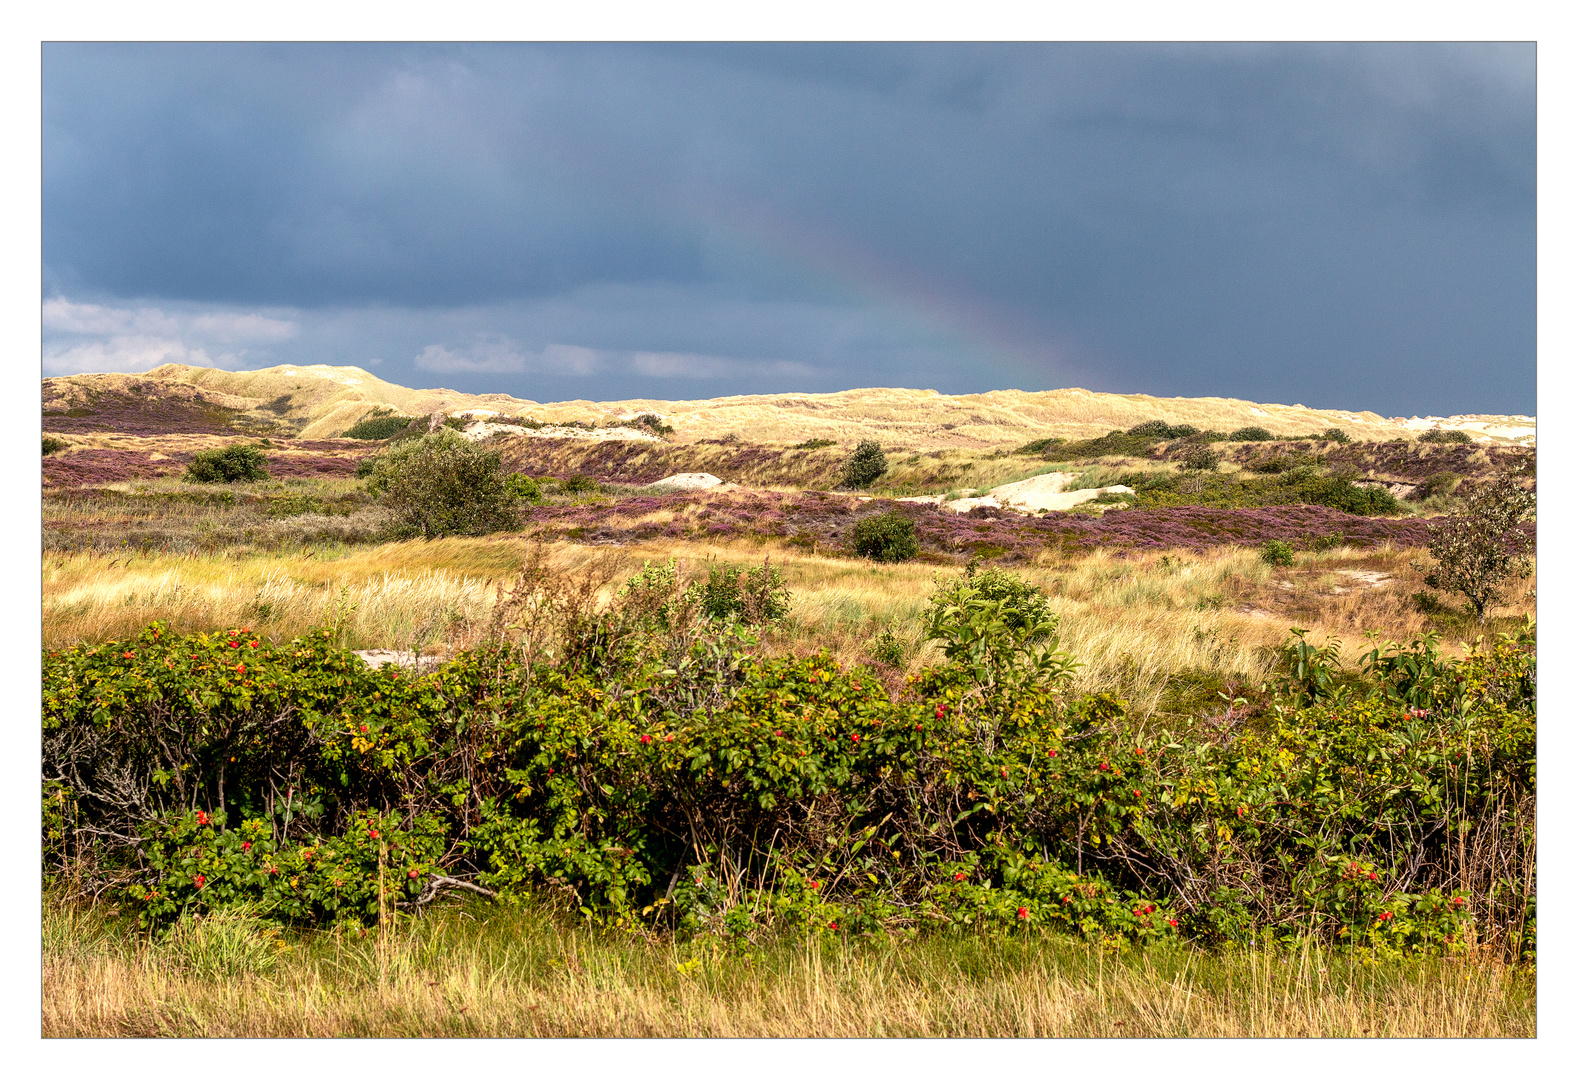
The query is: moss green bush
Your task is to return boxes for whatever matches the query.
[1261,540,1295,566]
[1419,428,1473,445]
[341,412,416,440]
[185,444,269,484]
[43,436,67,456]
[851,510,918,562]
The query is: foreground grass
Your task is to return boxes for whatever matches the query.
[41,898,1532,1038]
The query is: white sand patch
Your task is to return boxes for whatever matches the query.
[460,421,660,443]
[353,649,445,672]
[647,473,728,491]
[942,471,1134,514]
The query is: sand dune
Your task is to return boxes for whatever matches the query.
[43,362,1535,448]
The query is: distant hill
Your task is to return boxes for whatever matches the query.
[42,362,1535,447]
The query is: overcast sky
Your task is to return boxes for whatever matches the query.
[42,42,1535,416]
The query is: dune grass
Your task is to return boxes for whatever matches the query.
[41,536,1532,718]
[41,894,1533,1039]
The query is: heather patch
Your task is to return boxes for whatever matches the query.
[44,447,367,487]
[520,489,1468,558]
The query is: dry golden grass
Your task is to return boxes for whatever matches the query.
[41,535,1531,718]
[42,898,1533,1038]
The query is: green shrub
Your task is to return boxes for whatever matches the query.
[1413,473,1535,622]
[838,441,889,489]
[700,560,792,624]
[341,413,416,440]
[633,413,674,436]
[930,563,1057,644]
[1320,427,1351,444]
[561,475,599,496]
[364,431,518,538]
[507,474,544,503]
[793,438,836,450]
[1261,540,1295,567]
[851,511,918,562]
[870,630,906,667]
[1419,428,1473,445]
[1126,420,1199,440]
[1414,472,1462,501]
[1180,444,1220,471]
[1016,436,1065,455]
[42,436,66,456]
[185,444,269,484]
[43,615,1534,959]
[1228,426,1274,442]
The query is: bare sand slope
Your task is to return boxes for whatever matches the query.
[939,472,1134,515]
[46,362,1535,448]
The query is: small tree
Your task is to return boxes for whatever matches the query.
[838,440,888,489]
[1413,473,1535,622]
[365,431,518,538]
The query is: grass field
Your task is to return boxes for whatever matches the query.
[43,535,1532,718]
[42,895,1533,1038]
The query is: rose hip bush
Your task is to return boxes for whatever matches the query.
[43,565,1534,960]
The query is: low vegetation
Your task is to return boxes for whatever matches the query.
[43,896,1532,1037]
[37,383,1538,1037]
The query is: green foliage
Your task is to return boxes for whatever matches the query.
[560,475,598,496]
[185,444,269,484]
[870,630,906,667]
[1260,540,1295,567]
[43,611,1535,960]
[1179,444,1220,471]
[700,560,792,624]
[792,438,836,450]
[851,511,918,562]
[1414,472,1462,501]
[1413,473,1535,622]
[1126,420,1199,439]
[1138,467,1401,516]
[925,566,1077,695]
[363,431,518,538]
[1228,426,1274,442]
[43,436,67,456]
[632,413,674,436]
[507,474,544,503]
[341,413,416,440]
[838,441,889,489]
[1320,427,1351,444]
[1015,436,1065,455]
[1419,428,1473,445]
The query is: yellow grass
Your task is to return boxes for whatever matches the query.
[41,536,1531,717]
[42,898,1533,1038]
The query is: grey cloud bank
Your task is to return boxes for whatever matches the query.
[43,43,1534,415]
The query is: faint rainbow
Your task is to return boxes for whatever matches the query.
[697,201,1085,392]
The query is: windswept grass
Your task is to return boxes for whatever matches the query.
[41,896,1533,1038]
[41,537,1531,718]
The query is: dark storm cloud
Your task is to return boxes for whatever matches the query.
[42,43,1534,415]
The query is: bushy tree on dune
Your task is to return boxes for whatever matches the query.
[1413,471,1535,623]
[364,430,519,539]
